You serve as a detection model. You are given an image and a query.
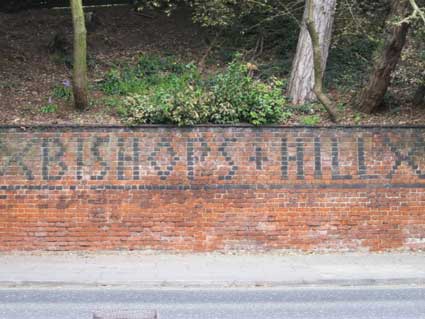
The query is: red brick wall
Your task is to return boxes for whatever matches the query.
[1,126,424,251]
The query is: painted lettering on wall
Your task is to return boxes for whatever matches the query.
[1,129,425,187]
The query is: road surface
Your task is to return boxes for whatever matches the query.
[0,286,424,319]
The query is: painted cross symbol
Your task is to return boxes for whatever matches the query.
[385,136,425,179]
[250,146,268,170]
[0,138,35,180]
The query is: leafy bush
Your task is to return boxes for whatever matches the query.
[40,103,59,114]
[122,86,211,126]
[207,60,287,124]
[301,115,321,126]
[102,54,289,126]
[102,56,198,96]
[52,81,72,101]
[137,54,188,77]
[102,68,144,96]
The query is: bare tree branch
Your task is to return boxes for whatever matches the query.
[398,0,425,24]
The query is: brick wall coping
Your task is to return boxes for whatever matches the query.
[1,124,425,131]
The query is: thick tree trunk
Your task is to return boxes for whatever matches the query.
[70,0,89,111]
[355,0,410,114]
[288,0,337,105]
[305,0,338,122]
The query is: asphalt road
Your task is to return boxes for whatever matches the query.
[0,286,424,319]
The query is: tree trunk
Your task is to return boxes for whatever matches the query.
[413,83,425,107]
[305,0,338,122]
[288,0,337,105]
[355,0,411,114]
[70,0,89,111]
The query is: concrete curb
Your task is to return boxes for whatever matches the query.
[1,278,425,289]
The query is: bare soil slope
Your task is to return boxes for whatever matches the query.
[0,6,205,125]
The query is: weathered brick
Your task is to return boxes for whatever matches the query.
[0,126,424,251]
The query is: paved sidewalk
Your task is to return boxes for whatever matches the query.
[0,252,424,288]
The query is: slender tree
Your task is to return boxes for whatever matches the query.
[402,0,425,108]
[355,0,411,114]
[70,0,89,110]
[288,0,337,105]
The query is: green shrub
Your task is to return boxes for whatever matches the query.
[122,86,211,126]
[52,82,72,101]
[301,115,321,126]
[101,68,145,95]
[137,54,188,77]
[40,103,59,114]
[208,60,287,124]
[102,54,289,126]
